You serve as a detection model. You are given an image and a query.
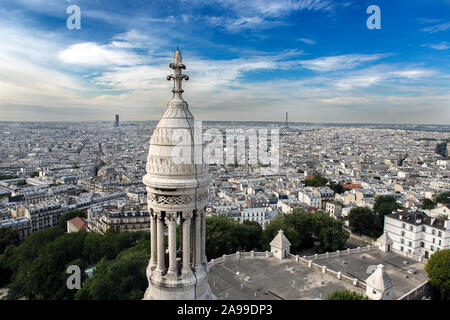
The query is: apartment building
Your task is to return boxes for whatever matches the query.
[384,208,450,259]
[0,217,31,240]
[88,204,150,234]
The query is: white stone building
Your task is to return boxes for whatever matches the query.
[270,230,291,259]
[384,208,450,259]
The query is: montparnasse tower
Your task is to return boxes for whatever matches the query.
[142,48,214,300]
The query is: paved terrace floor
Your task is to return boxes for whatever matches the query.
[208,256,364,300]
[313,250,428,299]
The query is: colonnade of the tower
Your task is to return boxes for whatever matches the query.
[149,210,207,277]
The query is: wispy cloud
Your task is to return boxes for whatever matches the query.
[201,0,334,18]
[422,42,450,50]
[422,21,450,33]
[298,38,316,45]
[298,54,386,72]
[188,0,333,32]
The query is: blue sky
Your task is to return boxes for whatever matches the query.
[0,0,449,123]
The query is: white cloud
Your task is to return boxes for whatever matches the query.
[422,21,450,33]
[198,0,333,18]
[58,42,146,66]
[298,38,316,45]
[298,54,386,72]
[422,42,450,50]
[191,0,333,32]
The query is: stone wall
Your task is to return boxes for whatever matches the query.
[397,281,431,300]
[287,247,373,290]
[208,251,273,268]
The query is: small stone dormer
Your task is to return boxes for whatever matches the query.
[270,230,291,260]
[365,264,393,300]
[376,232,393,252]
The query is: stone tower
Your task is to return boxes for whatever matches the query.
[142,48,214,300]
[365,264,393,300]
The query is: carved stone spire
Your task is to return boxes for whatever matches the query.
[142,48,214,300]
[167,48,189,100]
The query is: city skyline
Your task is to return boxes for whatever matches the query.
[0,0,449,123]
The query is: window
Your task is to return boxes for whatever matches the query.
[433,238,435,244]
[401,238,405,244]
[401,246,404,252]
[439,240,442,246]
[431,245,434,251]
[408,241,412,247]
[420,242,424,248]
[438,231,442,237]
[409,226,413,231]
[402,223,406,229]
[423,226,426,232]
[401,231,406,237]
[432,229,436,235]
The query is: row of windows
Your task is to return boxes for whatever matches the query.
[400,246,412,254]
[401,223,443,237]
[400,238,413,247]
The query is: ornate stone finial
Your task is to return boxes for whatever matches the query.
[167,48,189,100]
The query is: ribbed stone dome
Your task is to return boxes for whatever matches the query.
[142,49,210,190]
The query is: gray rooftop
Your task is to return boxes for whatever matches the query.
[312,250,428,299]
[208,257,364,300]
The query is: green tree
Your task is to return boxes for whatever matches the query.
[317,226,349,252]
[304,174,328,187]
[76,239,150,300]
[433,191,450,205]
[329,182,345,194]
[311,212,349,252]
[19,231,88,299]
[262,209,314,251]
[423,198,437,210]
[373,195,402,236]
[348,207,376,237]
[57,209,86,231]
[238,220,262,251]
[327,289,368,300]
[425,249,450,299]
[0,228,20,254]
[205,215,244,259]
[2,226,148,300]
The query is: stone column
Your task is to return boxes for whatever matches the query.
[166,212,178,276]
[194,211,202,271]
[150,212,157,269]
[156,213,166,274]
[182,212,193,275]
[190,213,195,267]
[201,210,207,264]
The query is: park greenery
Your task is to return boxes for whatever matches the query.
[0,225,148,300]
[327,289,368,300]
[261,209,348,253]
[432,191,450,206]
[303,174,328,187]
[205,215,263,259]
[0,228,20,255]
[348,195,402,238]
[425,249,450,300]
[303,173,346,195]
[0,175,17,181]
